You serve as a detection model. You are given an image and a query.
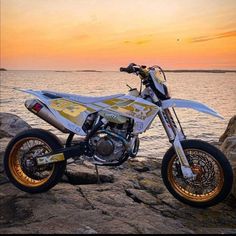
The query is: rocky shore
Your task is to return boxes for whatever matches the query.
[0,112,236,234]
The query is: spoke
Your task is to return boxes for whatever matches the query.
[170,148,224,201]
[10,137,54,186]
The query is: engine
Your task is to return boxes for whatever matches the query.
[90,123,129,162]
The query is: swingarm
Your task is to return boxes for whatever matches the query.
[36,141,93,166]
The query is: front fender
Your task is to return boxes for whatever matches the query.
[161,98,223,119]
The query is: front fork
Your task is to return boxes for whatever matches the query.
[158,108,196,180]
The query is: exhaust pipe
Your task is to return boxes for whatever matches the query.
[25,99,69,133]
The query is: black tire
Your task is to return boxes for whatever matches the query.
[161,139,233,208]
[4,128,66,193]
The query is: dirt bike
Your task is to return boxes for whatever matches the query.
[4,63,233,208]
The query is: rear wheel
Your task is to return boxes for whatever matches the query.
[4,129,66,193]
[161,139,233,208]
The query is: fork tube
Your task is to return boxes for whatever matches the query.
[159,109,193,177]
[172,108,186,140]
[164,109,178,134]
[158,109,176,142]
[163,108,185,141]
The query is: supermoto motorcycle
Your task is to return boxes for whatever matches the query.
[4,63,233,208]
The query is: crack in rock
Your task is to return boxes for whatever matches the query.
[125,188,161,205]
[76,187,96,210]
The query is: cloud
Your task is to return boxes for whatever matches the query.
[123,39,152,45]
[190,30,236,43]
[76,34,90,40]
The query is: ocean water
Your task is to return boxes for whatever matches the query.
[1,70,236,158]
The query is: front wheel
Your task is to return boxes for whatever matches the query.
[161,139,233,208]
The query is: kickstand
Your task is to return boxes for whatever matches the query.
[95,165,101,184]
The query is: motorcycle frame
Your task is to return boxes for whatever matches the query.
[35,103,192,173]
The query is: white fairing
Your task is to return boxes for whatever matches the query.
[19,89,89,135]
[161,98,223,119]
[18,89,160,136]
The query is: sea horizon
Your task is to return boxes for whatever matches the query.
[1,68,236,73]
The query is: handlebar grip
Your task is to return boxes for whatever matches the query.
[120,67,127,72]
[120,63,137,73]
[120,63,149,79]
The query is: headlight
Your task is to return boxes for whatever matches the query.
[155,70,166,84]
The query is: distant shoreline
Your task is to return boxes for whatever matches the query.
[1,69,236,73]
[163,69,236,73]
[55,70,102,72]
[75,70,102,72]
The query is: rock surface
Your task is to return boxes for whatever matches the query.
[63,161,114,185]
[0,112,31,138]
[219,115,236,199]
[0,112,31,185]
[0,113,236,234]
[1,143,236,234]
[219,115,236,143]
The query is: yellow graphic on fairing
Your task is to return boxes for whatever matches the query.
[50,99,92,125]
[105,99,158,120]
[51,99,87,115]
[103,98,124,106]
[49,97,158,128]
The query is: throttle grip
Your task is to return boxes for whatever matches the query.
[120,63,137,73]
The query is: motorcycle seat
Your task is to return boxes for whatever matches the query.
[42,90,125,104]
[68,94,125,104]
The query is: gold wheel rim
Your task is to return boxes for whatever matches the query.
[168,149,224,202]
[8,137,55,187]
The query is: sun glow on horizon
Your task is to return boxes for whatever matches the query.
[1,0,236,70]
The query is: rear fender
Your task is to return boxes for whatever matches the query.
[15,88,50,105]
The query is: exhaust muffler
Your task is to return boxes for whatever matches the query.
[25,99,69,133]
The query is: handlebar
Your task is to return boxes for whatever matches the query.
[120,63,169,100]
[120,63,148,78]
[120,67,128,72]
[120,63,137,73]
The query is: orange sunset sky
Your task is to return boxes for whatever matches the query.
[1,0,236,70]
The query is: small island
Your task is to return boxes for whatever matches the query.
[76,70,102,72]
[55,70,72,72]
[0,68,7,71]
